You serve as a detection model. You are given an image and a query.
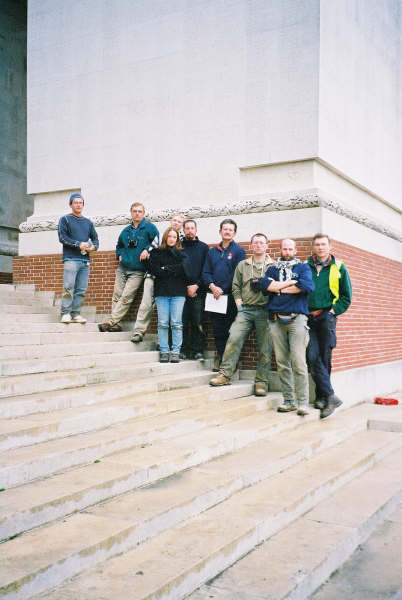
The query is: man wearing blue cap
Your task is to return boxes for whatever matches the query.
[58,193,99,323]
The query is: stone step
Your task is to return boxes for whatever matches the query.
[0,384,262,536]
[0,339,153,360]
[0,349,158,376]
[309,502,402,600]
[0,356,210,398]
[0,322,108,334]
[0,360,204,418]
[190,449,402,600]
[0,398,315,540]
[4,426,402,600]
[0,380,255,456]
[0,330,137,347]
[0,292,55,306]
[0,304,59,314]
[0,305,96,322]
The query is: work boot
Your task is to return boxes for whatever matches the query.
[212,354,221,372]
[193,352,204,361]
[98,322,111,332]
[297,405,309,416]
[108,323,122,332]
[254,383,267,396]
[320,394,342,419]
[179,352,187,360]
[277,403,297,413]
[314,397,326,410]
[170,353,180,363]
[210,373,231,386]
[159,352,169,363]
[131,333,143,343]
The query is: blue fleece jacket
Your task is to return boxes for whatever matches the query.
[260,260,314,315]
[116,220,159,272]
[202,241,246,294]
[58,214,99,262]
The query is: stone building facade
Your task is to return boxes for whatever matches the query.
[15,0,402,399]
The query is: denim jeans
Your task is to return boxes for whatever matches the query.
[307,310,337,399]
[181,293,206,355]
[61,260,90,316]
[109,265,146,326]
[209,293,237,359]
[269,314,310,407]
[220,305,272,385]
[155,296,186,353]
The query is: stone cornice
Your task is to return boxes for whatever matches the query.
[0,242,18,257]
[19,191,402,242]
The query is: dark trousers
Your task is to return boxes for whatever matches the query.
[307,310,337,399]
[209,293,237,359]
[181,294,205,355]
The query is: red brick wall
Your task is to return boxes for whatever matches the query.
[13,238,402,372]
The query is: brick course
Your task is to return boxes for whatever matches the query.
[13,238,402,372]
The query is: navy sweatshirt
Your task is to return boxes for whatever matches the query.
[260,261,315,316]
[202,241,246,294]
[58,214,99,262]
[180,236,209,290]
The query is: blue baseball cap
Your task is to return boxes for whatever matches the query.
[69,193,84,205]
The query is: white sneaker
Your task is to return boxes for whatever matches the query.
[72,314,87,324]
[61,314,72,323]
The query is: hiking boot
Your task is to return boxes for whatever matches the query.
[297,406,309,416]
[212,354,221,372]
[131,333,143,343]
[72,314,87,324]
[61,313,72,324]
[98,322,111,332]
[314,397,326,410]
[254,383,267,396]
[320,394,342,419]
[210,373,231,386]
[108,323,122,332]
[277,403,297,413]
[179,352,187,360]
[193,352,204,361]
[159,352,169,363]
[170,353,180,363]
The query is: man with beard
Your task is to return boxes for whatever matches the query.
[260,238,314,415]
[180,219,209,360]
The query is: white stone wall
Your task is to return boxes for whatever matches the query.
[27,0,320,212]
[318,0,401,210]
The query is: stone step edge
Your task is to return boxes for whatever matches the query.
[0,401,319,540]
[190,464,402,600]
[0,382,256,464]
[0,358,212,399]
[3,429,401,600]
[0,366,216,418]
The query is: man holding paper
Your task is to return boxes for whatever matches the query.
[210,233,273,396]
[202,219,246,369]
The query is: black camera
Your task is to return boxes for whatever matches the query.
[250,278,261,293]
[128,239,138,248]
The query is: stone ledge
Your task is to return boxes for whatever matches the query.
[19,190,402,242]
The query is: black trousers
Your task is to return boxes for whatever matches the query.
[181,294,206,354]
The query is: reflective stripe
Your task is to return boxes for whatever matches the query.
[329,259,344,304]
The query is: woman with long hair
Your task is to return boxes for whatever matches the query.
[149,227,190,362]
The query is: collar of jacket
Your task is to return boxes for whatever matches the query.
[245,255,273,267]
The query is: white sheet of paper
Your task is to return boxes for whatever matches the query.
[205,292,228,314]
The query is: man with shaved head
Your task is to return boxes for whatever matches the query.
[259,238,314,415]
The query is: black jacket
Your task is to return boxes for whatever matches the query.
[180,236,209,290]
[149,247,190,297]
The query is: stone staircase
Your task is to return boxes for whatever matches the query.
[0,283,401,600]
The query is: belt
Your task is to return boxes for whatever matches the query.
[310,309,324,317]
